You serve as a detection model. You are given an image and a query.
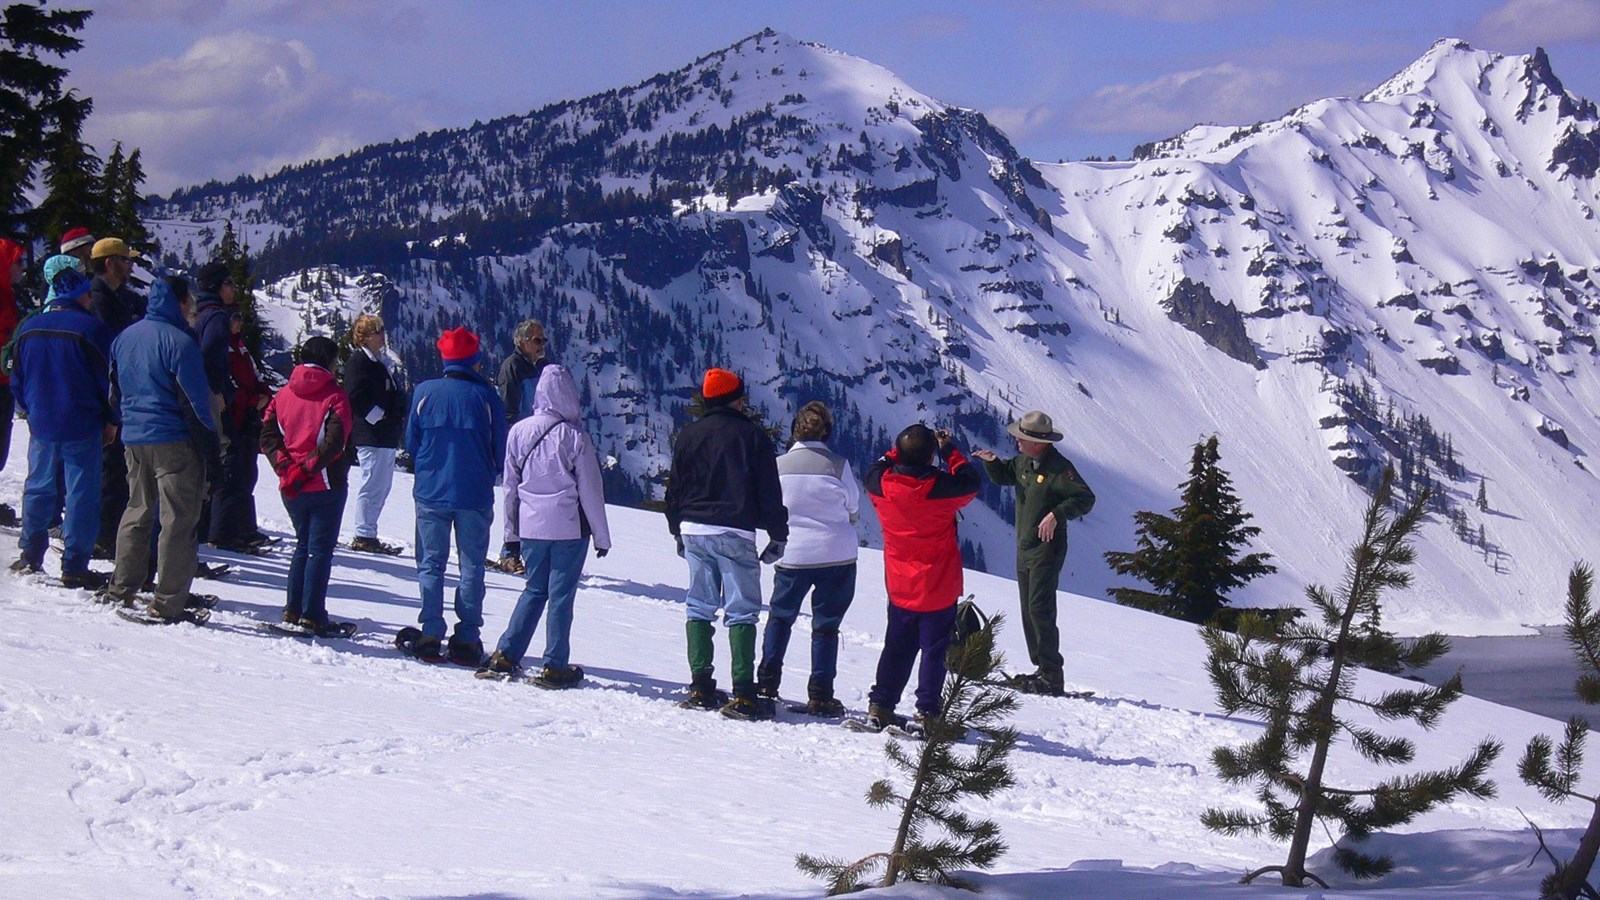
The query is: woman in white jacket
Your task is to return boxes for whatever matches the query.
[756,402,860,716]
[479,365,610,687]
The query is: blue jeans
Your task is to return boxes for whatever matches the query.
[284,487,347,624]
[20,435,102,573]
[683,532,762,626]
[414,504,490,642]
[353,447,395,540]
[868,602,959,717]
[495,537,588,668]
[758,563,857,696]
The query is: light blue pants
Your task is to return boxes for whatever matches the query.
[414,504,490,642]
[683,532,762,627]
[353,446,396,540]
[495,537,589,668]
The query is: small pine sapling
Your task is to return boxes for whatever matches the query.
[1519,563,1600,900]
[796,611,1019,895]
[1201,471,1501,887]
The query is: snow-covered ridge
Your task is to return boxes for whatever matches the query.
[142,33,1600,635]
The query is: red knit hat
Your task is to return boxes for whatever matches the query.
[702,368,744,405]
[60,227,93,253]
[437,327,480,361]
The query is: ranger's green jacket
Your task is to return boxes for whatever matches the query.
[982,446,1095,564]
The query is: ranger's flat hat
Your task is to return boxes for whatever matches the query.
[1006,410,1063,443]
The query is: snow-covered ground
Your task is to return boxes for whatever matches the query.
[1,419,1595,898]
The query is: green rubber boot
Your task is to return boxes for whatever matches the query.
[729,622,757,698]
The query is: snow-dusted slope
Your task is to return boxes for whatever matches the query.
[142,33,1600,635]
[0,420,1594,898]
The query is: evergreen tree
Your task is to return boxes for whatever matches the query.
[33,89,100,243]
[1104,435,1276,624]
[103,143,150,249]
[1202,472,1501,887]
[0,2,92,236]
[797,613,1019,894]
[1476,477,1488,513]
[1519,563,1600,900]
[213,219,266,360]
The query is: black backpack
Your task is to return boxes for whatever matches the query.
[954,596,990,646]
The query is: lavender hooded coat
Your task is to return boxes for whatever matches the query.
[502,365,611,550]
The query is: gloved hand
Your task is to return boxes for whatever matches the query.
[759,541,786,564]
[675,536,685,558]
[280,462,313,499]
[595,547,609,558]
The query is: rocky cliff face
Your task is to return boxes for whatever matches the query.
[148,33,1600,633]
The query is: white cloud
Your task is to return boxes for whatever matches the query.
[1472,0,1600,46]
[1075,63,1291,134]
[81,31,426,194]
[1072,0,1271,23]
[985,104,1055,141]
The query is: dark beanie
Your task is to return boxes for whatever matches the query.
[301,336,340,369]
[196,261,231,293]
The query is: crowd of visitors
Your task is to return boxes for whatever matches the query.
[2,227,1097,723]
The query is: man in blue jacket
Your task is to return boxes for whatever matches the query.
[10,258,115,589]
[102,279,221,622]
[404,327,507,665]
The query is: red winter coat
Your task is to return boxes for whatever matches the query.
[0,239,24,386]
[865,444,981,613]
[259,363,353,496]
[226,332,272,429]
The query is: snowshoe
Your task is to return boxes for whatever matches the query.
[395,626,446,663]
[475,651,524,681]
[117,604,210,626]
[196,561,232,580]
[843,705,906,734]
[185,593,221,610]
[487,554,526,575]
[268,618,357,639]
[787,697,847,718]
[211,537,269,556]
[531,664,585,690]
[92,586,135,607]
[350,536,405,556]
[719,694,774,722]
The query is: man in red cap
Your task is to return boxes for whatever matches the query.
[396,327,507,665]
[59,227,94,268]
[665,367,788,719]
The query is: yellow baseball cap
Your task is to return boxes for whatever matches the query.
[90,237,142,260]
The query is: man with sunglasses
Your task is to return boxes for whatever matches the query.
[491,318,554,574]
[88,237,146,558]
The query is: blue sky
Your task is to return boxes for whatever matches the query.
[66,0,1600,195]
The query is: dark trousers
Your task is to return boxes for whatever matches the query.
[868,602,958,717]
[1017,550,1067,678]
[208,413,260,543]
[98,436,129,552]
[758,563,857,699]
[0,384,13,472]
[284,486,347,625]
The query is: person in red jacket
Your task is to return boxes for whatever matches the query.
[259,336,356,637]
[225,311,273,545]
[861,423,981,734]
[0,238,26,485]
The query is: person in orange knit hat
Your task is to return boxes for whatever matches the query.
[664,367,788,719]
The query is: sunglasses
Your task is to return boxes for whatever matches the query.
[527,337,547,345]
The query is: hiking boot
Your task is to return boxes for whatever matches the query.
[413,634,446,663]
[475,650,523,680]
[801,697,846,718]
[865,703,902,731]
[9,557,41,575]
[1017,672,1065,697]
[93,585,135,607]
[720,694,770,721]
[447,636,485,667]
[349,536,403,555]
[303,618,358,638]
[755,679,780,700]
[60,570,110,591]
[534,664,585,689]
[281,609,302,628]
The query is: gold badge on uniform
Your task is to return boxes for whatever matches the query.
[1036,474,1045,483]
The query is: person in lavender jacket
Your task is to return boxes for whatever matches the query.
[477,364,611,687]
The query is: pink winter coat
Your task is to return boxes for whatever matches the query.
[502,365,610,550]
